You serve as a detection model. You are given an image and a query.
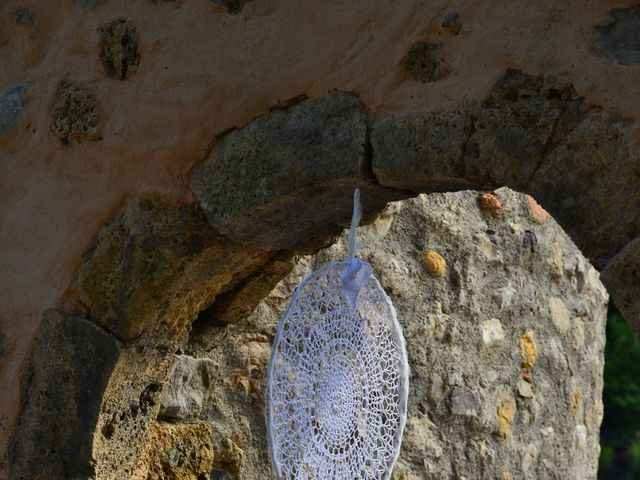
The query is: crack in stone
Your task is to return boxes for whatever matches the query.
[526,97,570,186]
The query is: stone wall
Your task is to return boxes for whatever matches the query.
[1,1,638,477]
[159,189,607,480]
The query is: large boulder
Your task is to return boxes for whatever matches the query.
[164,188,608,479]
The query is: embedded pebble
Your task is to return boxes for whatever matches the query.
[423,249,447,277]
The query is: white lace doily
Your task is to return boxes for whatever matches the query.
[266,258,409,480]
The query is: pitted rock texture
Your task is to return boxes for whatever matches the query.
[2,2,640,475]
[164,188,607,480]
[405,42,450,83]
[76,197,270,340]
[9,310,122,479]
[147,421,214,480]
[4,4,640,463]
[50,82,99,145]
[99,19,140,80]
[190,91,403,250]
[14,7,35,26]
[370,69,639,324]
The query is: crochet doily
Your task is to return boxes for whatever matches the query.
[266,259,409,480]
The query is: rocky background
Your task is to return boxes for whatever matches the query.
[154,189,607,479]
[1,1,639,478]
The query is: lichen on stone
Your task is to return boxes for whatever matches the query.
[76,197,270,340]
[50,82,98,145]
[99,19,141,80]
[147,421,214,480]
[405,42,449,83]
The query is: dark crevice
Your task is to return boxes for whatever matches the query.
[360,117,376,184]
[202,250,287,322]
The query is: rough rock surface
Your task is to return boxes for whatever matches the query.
[602,238,640,338]
[147,421,214,480]
[1,1,638,474]
[76,197,270,340]
[190,91,401,250]
[163,188,607,479]
[50,82,99,145]
[99,19,140,81]
[9,310,122,479]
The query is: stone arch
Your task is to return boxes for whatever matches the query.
[8,69,639,478]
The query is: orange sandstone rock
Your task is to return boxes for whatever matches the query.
[526,195,550,224]
[423,250,447,277]
[520,330,537,368]
[497,397,517,440]
[478,192,502,217]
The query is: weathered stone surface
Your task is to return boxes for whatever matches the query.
[405,42,449,83]
[2,3,640,474]
[91,325,180,479]
[528,108,640,269]
[76,197,270,340]
[158,355,217,421]
[0,86,27,135]
[190,92,403,250]
[602,238,640,337]
[497,396,517,440]
[594,6,640,65]
[178,328,273,478]
[369,69,639,328]
[147,421,214,480]
[450,387,481,417]
[371,110,473,192]
[207,256,294,323]
[478,192,502,217]
[372,70,589,193]
[520,330,537,368]
[50,82,99,145]
[465,69,588,188]
[168,188,607,479]
[9,309,122,479]
[99,19,140,80]
[481,318,504,346]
